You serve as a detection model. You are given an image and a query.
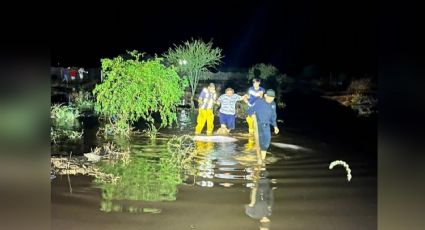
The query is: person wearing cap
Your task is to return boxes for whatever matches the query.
[216,87,248,133]
[195,83,217,135]
[246,78,266,134]
[246,89,279,163]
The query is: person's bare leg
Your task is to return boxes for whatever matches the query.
[257,150,263,164]
[217,124,228,135]
[248,187,257,207]
[261,151,267,161]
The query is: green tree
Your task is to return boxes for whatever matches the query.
[93,50,187,138]
[164,38,223,109]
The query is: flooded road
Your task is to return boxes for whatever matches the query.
[51,106,376,229]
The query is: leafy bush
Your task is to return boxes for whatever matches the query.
[73,91,94,112]
[93,50,187,137]
[51,104,80,128]
[51,127,83,143]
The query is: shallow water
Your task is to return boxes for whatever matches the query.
[51,105,376,229]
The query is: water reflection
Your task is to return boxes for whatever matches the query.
[100,200,162,214]
[244,136,256,152]
[195,180,214,187]
[177,109,195,131]
[193,140,215,187]
[245,165,275,230]
[194,140,247,187]
[93,133,277,218]
[234,136,258,166]
[94,151,182,213]
[194,140,215,157]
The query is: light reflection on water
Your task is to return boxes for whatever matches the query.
[184,136,278,192]
[90,132,274,214]
[55,110,285,224]
[52,107,377,229]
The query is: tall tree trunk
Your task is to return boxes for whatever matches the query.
[190,70,199,110]
[190,94,195,110]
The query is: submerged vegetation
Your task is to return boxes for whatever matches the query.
[96,155,183,204]
[97,119,135,138]
[51,104,80,128]
[51,135,199,212]
[51,128,83,143]
[94,135,198,212]
[72,91,95,112]
[51,104,83,142]
[142,123,159,140]
[94,135,197,203]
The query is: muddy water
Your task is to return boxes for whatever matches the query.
[51,109,376,230]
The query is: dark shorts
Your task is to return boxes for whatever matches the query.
[219,113,236,129]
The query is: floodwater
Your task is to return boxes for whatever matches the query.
[51,96,377,230]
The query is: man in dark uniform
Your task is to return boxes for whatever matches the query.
[246,89,279,163]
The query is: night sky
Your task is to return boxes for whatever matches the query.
[51,1,375,75]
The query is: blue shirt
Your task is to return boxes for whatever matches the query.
[248,86,265,106]
[218,94,242,115]
[246,99,277,127]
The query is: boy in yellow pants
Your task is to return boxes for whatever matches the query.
[246,78,265,134]
[195,83,217,135]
